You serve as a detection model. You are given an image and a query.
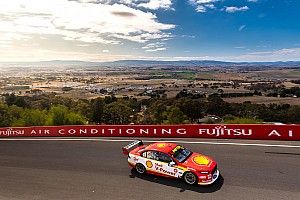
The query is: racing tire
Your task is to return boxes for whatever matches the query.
[135,163,146,174]
[183,172,198,185]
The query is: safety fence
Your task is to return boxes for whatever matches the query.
[0,124,299,141]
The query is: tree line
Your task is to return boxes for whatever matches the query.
[247,83,300,97]
[0,93,299,127]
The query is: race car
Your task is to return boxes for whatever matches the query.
[122,140,219,185]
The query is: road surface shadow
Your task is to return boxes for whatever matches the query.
[129,169,224,193]
[265,151,300,156]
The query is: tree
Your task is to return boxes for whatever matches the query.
[47,105,86,125]
[51,96,74,109]
[224,117,262,124]
[5,94,17,106]
[176,99,204,122]
[165,106,185,124]
[30,98,51,110]
[104,95,117,104]
[286,106,300,124]
[207,93,223,103]
[8,105,23,120]
[8,105,26,127]
[147,101,167,124]
[72,99,92,120]
[5,94,29,108]
[47,105,67,125]
[20,109,47,126]
[103,102,133,124]
[91,97,105,124]
[0,103,13,127]
[206,94,231,116]
[64,113,86,125]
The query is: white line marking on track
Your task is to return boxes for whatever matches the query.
[1,138,299,148]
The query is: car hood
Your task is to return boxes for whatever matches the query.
[181,152,217,172]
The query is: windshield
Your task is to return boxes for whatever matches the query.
[172,146,192,163]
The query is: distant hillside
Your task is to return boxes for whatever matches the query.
[1,60,300,68]
[99,60,234,67]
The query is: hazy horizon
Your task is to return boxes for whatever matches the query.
[1,59,300,64]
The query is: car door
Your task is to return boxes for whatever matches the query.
[142,150,183,178]
[155,151,180,178]
[140,150,159,172]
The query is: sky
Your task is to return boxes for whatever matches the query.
[0,0,300,62]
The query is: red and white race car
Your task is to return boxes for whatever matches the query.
[122,140,219,185]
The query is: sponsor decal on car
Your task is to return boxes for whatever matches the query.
[146,160,153,168]
[155,167,176,176]
[156,143,166,148]
[133,157,139,162]
[193,156,210,166]
[171,145,183,154]
[155,163,163,167]
[176,166,187,171]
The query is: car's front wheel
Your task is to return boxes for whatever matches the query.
[135,163,146,174]
[183,172,197,185]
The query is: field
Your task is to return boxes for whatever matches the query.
[0,66,299,104]
[223,96,300,106]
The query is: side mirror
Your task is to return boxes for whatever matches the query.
[168,161,176,167]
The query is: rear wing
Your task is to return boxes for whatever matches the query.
[122,140,144,155]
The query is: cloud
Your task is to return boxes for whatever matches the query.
[77,0,174,10]
[190,1,252,13]
[0,0,176,61]
[0,0,175,46]
[228,48,300,61]
[223,48,300,61]
[76,44,91,47]
[178,48,300,61]
[111,11,136,17]
[179,34,196,38]
[145,47,166,52]
[110,32,172,43]
[189,0,219,13]
[142,42,164,49]
[102,49,110,53]
[142,42,166,52]
[137,0,173,10]
[0,47,135,62]
[136,48,300,62]
[225,6,249,13]
[239,25,246,31]
[248,48,299,56]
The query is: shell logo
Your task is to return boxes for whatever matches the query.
[146,160,153,168]
[193,156,210,166]
[156,143,166,148]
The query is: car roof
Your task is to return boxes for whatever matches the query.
[144,142,178,154]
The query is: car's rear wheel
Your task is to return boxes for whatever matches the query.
[135,163,146,174]
[183,172,197,185]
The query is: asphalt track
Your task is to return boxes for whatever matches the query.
[0,138,299,200]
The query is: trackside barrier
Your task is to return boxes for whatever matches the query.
[0,124,299,141]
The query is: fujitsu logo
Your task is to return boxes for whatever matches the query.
[198,125,253,137]
[0,128,24,136]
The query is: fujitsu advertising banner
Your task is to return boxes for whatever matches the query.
[0,125,299,141]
